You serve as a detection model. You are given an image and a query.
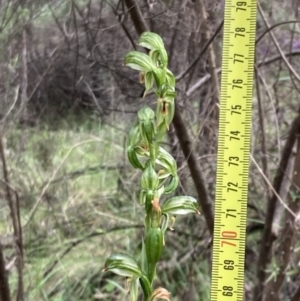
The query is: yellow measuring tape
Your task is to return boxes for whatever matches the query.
[211,0,257,300]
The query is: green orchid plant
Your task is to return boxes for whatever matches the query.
[102,32,200,301]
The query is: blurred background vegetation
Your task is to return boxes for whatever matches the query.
[0,0,300,300]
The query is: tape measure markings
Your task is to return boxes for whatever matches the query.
[210,0,256,299]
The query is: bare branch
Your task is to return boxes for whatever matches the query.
[20,29,28,115]
[0,242,11,301]
[172,101,214,233]
[192,0,219,104]
[291,285,300,301]
[253,111,300,301]
[176,20,223,82]
[123,0,148,34]
[0,131,23,301]
[258,3,300,83]
[263,115,300,300]
[254,67,270,200]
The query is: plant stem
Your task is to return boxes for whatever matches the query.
[139,274,152,300]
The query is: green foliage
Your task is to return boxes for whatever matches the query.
[1,115,128,300]
[102,32,200,301]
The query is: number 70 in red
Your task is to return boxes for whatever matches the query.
[221,231,237,247]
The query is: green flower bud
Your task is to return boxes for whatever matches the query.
[149,49,168,68]
[138,32,168,67]
[166,69,175,87]
[140,189,154,206]
[161,196,200,215]
[141,164,159,191]
[156,147,177,176]
[156,97,175,129]
[141,105,153,120]
[127,122,142,148]
[144,71,155,96]
[138,32,165,52]
[161,213,170,234]
[155,84,176,99]
[124,51,156,72]
[127,146,145,170]
[163,175,179,194]
[152,68,166,88]
[138,106,156,144]
[103,254,142,278]
[145,227,163,283]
